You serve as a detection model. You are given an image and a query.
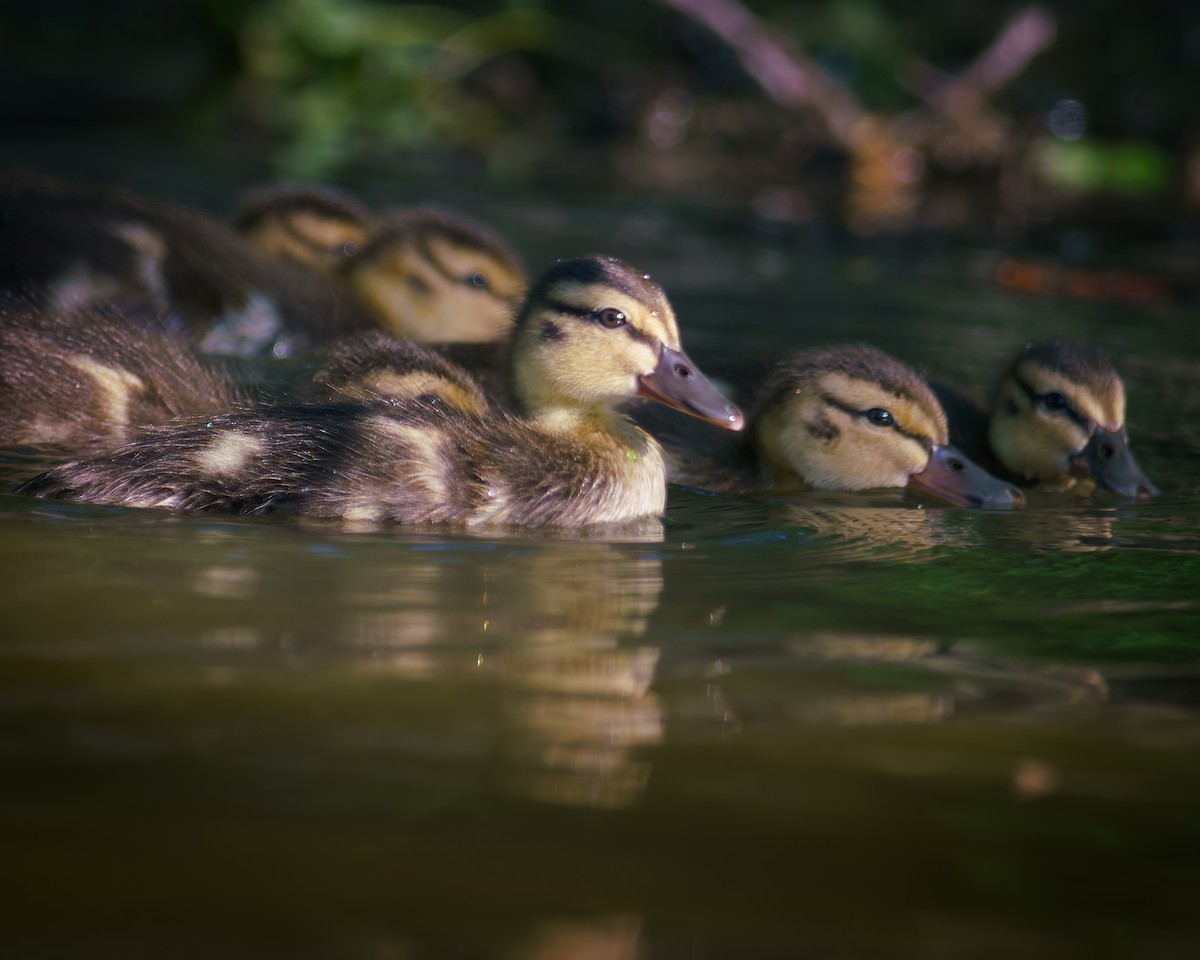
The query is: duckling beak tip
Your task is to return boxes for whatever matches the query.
[908,445,1024,509]
[637,346,744,432]
[1074,427,1159,500]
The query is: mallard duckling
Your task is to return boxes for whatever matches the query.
[234,186,527,343]
[21,257,744,527]
[937,340,1158,499]
[0,299,244,457]
[0,172,375,357]
[339,210,525,343]
[652,344,1022,508]
[308,330,491,417]
[233,184,374,269]
[2,175,522,357]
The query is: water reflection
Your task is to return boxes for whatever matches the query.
[707,629,1110,732]
[187,537,668,809]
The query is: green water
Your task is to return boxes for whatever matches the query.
[2,204,1199,958]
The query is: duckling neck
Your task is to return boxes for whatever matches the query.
[530,403,669,524]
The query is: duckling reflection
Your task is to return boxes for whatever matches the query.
[339,542,666,809]
[773,496,986,559]
[485,547,664,809]
[700,630,1109,730]
[936,340,1158,499]
[654,343,1021,508]
[0,300,245,457]
[23,257,744,529]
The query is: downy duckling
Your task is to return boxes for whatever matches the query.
[234,184,374,269]
[0,299,244,457]
[937,340,1158,499]
[234,186,526,343]
[308,330,491,417]
[21,257,745,527]
[0,172,375,357]
[339,210,526,343]
[2,174,523,357]
[653,343,1022,508]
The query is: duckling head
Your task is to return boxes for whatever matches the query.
[510,257,744,432]
[341,211,526,343]
[989,341,1158,499]
[754,344,1022,507]
[235,186,374,269]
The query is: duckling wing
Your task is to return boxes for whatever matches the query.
[18,403,474,521]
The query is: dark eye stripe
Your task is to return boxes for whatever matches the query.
[541,297,656,346]
[821,394,928,446]
[1013,376,1090,431]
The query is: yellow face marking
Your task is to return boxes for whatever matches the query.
[350,245,515,342]
[333,369,487,416]
[66,355,146,430]
[195,431,263,477]
[757,371,942,491]
[1015,359,1126,430]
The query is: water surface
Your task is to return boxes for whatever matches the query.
[2,204,1199,958]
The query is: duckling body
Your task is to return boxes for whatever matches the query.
[22,257,743,527]
[651,344,1021,508]
[935,341,1158,499]
[0,300,244,457]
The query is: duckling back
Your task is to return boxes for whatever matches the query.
[1,172,376,358]
[309,331,491,416]
[0,300,246,457]
[20,399,666,527]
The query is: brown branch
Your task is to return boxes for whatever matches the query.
[657,0,869,149]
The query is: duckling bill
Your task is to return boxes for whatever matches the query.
[21,257,743,527]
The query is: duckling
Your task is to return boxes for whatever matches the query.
[308,330,492,417]
[20,257,744,527]
[339,210,526,343]
[2,174,523,357]
[650,343,1022,508]
[0,298,245,457]
[937,340,1158,499]
[0,172,376,357]
[234,184,374,269]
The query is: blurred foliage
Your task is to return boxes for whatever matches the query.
[2,0,1197,223]
[222,0,561,176]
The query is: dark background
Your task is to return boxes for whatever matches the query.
[1,0,1197,246]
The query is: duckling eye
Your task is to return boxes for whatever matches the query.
[467,272,489,289]
[595,308,627,329]
[865,408,894,427]
[1041,392,1068,412]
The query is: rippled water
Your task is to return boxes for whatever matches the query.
[2,197,1200,958]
